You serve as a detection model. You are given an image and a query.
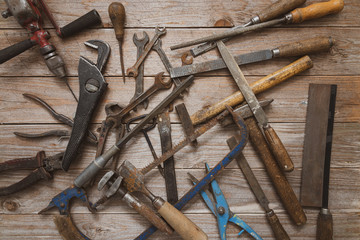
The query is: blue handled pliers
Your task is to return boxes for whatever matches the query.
[189,163,262,240]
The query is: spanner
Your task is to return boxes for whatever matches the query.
[152,39,181,88]
[131,32,150,110]
[126,26,166,77]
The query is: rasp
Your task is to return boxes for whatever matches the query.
[171,37,333,78]
[227,136,289,240]
[300,84,337,240]
[217,40,293,172]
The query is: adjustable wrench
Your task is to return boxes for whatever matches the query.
[131,32,150,110]
[127,26,166,77]
[152,39,181,88]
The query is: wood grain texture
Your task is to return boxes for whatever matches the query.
[0,0,358,239]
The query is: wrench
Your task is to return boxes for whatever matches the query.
[131,32,150,110]
[126,26,166,77]
[152,39,181,88]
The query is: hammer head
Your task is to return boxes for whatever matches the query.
[118,160,145,193]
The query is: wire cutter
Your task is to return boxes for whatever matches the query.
[0,151,63,196]
[189,162,262,240]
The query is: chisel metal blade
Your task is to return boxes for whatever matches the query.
[170,49,273,78]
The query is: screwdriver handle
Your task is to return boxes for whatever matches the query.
[257,0,306,23]
[316,208,333,240]
[264,126,294,172]
[108,2,126,41]
[155,198,208,240]
[290,0,344,23]
[266,209,290,240]
[275,36,334,57]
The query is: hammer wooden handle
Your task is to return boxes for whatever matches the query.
[191,56,313,125]
[258,0,306,22]
[157,201,208,240]
[276,36,334,57]
[246,117,307,225]
[290,0,344,23]
[264,126,294,172]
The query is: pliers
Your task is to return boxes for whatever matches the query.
[0,151,63,196]
[189,163,263,240]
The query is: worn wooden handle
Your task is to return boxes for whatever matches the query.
[108,2,126,40]
[264,126,294,172]
[191,56,313,125]
[316,208,333,240]
[277,36,334,57]
[266,210,290,240]
[258,0,306,22]
[290,0,344,23]
[246,117,307,225]
[53,215,89,240]
[158,201,208,240]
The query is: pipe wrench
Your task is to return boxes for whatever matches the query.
[61,40,110,171]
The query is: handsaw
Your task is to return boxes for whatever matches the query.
[300,84,337,240]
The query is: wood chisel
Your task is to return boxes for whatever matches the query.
[171,0,344,50]
[170,36,333,78]
[217,40,293,172]
[190,0,306,57]
[300,84,337,240]
[227,136,290,240]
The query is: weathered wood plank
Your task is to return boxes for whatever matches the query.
[0,122,358,170]
[0,27,359,77]
[0,0,358,29]
[0,211,359,239]
[0,76,359,123]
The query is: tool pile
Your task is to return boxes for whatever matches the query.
[0,0,346,239]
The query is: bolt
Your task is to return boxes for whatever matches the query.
[60,203,65,208]
[217,206,225,215]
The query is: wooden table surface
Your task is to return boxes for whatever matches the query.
[0,0,359,239]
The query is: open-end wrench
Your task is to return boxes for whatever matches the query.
[131,32,150,110]
[126,26,166,77]
[152,39,181,88]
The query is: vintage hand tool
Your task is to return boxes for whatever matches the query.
[188,163,262,240]
[119,160,208,240]
[61,40,110,171]
[171,36,333,78]
[135,107,248,239]
[13,93,97,143]
[158,112,178,204]
[300,84,337,240]
[153,39,182,88]
[227,136,290,240]
[190,0,306,57]
[175,103,198,147]
[96,171,173,235]
[191,55,313,124]
[0,151,63,196]
[131,32,150,110]
[217,40,293,171]
[74,75,193,188]
[95,72,172,158]
[0,0,102,100]
[127,26,167,77]
[170,0,344,50]
[108,2,126,83]
[39,186,95,240]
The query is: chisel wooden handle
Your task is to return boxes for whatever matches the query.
[155,198,208,240]
[246,117,307,225]
[191,56,313,125]
[276,36,334,57]
[316,208,333,240]
[258,0,306,22]
[266,209,290,240]
[264,126,294,172]
[290,0,344,23]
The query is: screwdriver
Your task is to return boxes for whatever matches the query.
[108,2,126,83]
[171,0,345,50]
[190,0,306,57]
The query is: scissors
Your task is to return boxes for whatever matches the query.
[189,162,263,240]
